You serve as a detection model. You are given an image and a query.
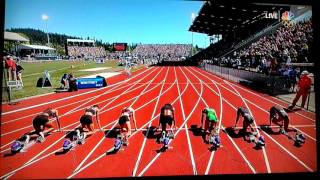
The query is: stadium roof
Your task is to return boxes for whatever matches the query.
[4,32,29,42]
[188,0,307,35]
[67,39,95,43]
[17,44,56,50]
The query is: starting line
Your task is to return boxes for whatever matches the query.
[232,124,315,130]
[55,124,315,133]
[54,128,178,133]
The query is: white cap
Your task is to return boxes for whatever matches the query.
[301,70,309,75]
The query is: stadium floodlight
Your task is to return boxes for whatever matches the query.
[42,14,49,20]
[42,14,50,46]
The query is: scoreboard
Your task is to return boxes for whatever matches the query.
[113,43,127,51]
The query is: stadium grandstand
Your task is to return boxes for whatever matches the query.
[107,44,192,66]
[132,44,192,62]
[189,0,313,94]
[66,39,106,59]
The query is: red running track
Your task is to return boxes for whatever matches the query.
[0,66,316,179]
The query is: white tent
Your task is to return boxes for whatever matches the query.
[4,32,29,42]
[17,44,56,59]
[17,44,55,51]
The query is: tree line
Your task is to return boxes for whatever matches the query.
[7,28,139,55]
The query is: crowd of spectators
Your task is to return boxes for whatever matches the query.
[131,44,192,62]
[106,44,192,66]
[205,19,312,77]
[67,46,106,58]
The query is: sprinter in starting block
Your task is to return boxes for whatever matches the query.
[234,107,255,139]
[266,105,305,146]
[269,106,292,133]
[115,107,137,147]
[62,105,101,151]
[11,108,61,153]
[201,107,219,145]
[158,103,175,139]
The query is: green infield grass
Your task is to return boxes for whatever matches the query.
[2,59,145,101]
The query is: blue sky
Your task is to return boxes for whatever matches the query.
[5,0,210,48]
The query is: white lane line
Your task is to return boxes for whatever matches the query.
[176,67,197,175]
[291,127,316,141]
[2,68,157,125]
[240,99,317,142]
[221,126,257,173]
[198,67,315,122]
[2,96,93,125]
[132,67,170,177]
[2,67,152,115]
[192,67,314,172]
[260,130,313,172]
[1,79,144,126]
[72,67,165,173]
[68,72,190,178]
[64,67,160,116]
[223,80,271,173]
[188,67,257,173]
[183,67,255,174]
[5,69,178,179]
[270,96,315,113]
[210,80,315,125]
[137,67,203,177]
[0,68,160,178]
[0,68,159,138]
[98,67,162,112]
[189,70,316,142]
[0,119,118,179]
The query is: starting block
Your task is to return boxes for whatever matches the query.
[63,139,74,151]
[255,136,265,147]
[11,141,24,153]
[159,131,170,148]
[209,134,220,149]
[114,137,122,151]
[114,134,129,151]
[294,133,306,146]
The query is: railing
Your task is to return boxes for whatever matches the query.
[202,63,314,112]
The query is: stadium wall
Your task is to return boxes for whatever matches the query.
[203,63,295,95]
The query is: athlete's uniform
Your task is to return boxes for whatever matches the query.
[77,106,100,140]
[235,107,255,134]
[202,108,218,131]
[159,104,175,132]
[118,107,134,125]
[32,109,58,134]
[118,107,136,146]
[80,107,98,125]
[270,106,289,131]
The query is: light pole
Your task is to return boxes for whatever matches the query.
[42,14,50,46]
